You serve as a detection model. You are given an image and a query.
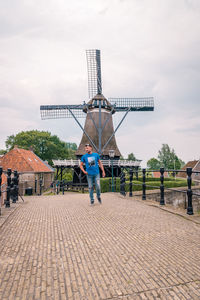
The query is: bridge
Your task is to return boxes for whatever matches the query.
[0,192,200,299]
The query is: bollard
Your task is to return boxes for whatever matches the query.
[121,170,126,196]
[39,178,42,195]
[186,167,193,215]
[5,168,12,207]
[160,167,165,205]
[142,168,146,200]
[129,168,133,197]
[114,177,117,192]
[13,170,18,203]
[56,181,59,195]
[10,177,15,203]
[35,178,37,194]
[16,171,19,201]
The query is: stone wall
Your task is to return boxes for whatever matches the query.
[144,186,200,213]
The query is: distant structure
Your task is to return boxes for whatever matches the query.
[178,160,200,181]
[40,50,154,182]
[0,146,54,194]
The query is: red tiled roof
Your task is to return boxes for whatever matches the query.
[177,160,198,178]
[0,147,54,173]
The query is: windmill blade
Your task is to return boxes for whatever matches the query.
[86,49,102,99]
[40,105,86,119]
[109,97,154,111]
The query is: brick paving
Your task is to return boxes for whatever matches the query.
[0,193,200,300]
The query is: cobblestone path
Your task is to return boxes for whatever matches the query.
[0,193,200,300]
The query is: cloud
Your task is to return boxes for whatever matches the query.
[0,0,199,167]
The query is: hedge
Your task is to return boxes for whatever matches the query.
[100,177,188,193]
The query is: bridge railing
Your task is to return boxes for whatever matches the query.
[0,167,20,213]
[119,167,200,215]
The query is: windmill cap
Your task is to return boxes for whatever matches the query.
[83,93,115,114]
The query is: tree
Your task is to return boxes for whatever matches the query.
[158,144,183,170]
[65,142,77,150]
[5,130,77,165]
[147,144,185,170]
[0,149,7,155]
[147,158,160,170]
[127,153,136,161]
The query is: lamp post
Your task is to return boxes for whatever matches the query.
[109,150,115,192]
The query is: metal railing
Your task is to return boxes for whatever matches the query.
[0,167,20,212]
[119,167,200,215]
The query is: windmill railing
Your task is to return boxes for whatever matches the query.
[52,159,141,168]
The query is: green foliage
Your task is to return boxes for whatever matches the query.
[5,130,77,165]
[147,144,185,170]
[100,178,121,193]
[127,153,136,161]
[57,170,73,181]
[147,158,160,170]
[158,144,182,169]
[65,143,77,150]
[100,177,188,193]
[0,149,7,155]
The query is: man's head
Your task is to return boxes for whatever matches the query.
[85,144,92,154]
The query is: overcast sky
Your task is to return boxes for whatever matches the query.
[0,0,200,166]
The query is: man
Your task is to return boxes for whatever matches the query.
[80,144,105,205]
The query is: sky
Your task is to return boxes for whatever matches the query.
[0,0,200,167]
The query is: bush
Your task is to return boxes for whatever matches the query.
[100,177,188,193]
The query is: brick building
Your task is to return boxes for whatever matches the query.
[177,160,200,181]
[0,146,54,195]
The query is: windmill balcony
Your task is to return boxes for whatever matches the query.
[52,159,141,168]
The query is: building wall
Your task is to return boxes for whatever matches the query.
[19,172,54,195]
[193,161,200,181]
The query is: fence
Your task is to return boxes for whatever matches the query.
[119,167,200,215]
[1,165,199,216]
[0,167,20,214]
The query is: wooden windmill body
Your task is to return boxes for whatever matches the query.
[76,94,121,159]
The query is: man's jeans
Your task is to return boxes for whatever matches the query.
[87,173,101,203]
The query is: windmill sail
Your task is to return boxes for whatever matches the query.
[109,98,154,111]
[86,49,102,99]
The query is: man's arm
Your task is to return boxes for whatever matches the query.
[98,160,106,177]
[80,161,88,175]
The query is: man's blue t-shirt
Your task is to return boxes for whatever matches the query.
[81,153,100,175]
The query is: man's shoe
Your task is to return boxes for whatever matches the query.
[98,197,102,204]
[90,200,94,206]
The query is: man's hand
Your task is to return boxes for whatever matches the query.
[102,171,106,178]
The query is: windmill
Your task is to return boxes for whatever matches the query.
[40,49,154,182]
